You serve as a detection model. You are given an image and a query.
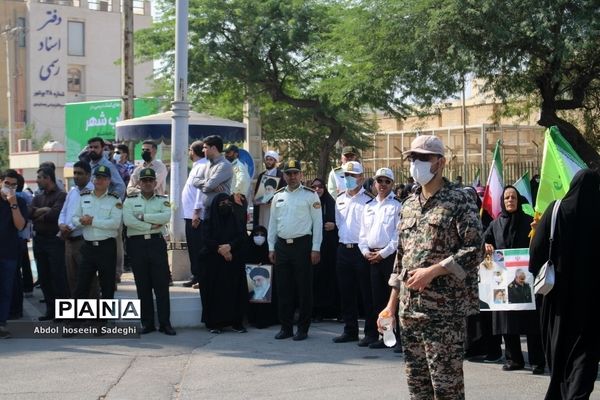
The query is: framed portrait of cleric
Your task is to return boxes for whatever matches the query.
[478,248,536,311]
[254,175,281,205]
[246,264,273,303]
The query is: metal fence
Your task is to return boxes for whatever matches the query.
[303,161,539,187]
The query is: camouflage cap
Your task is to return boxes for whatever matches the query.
[93,165,111,178]
[283,160,302,172]
[139,167,156,180]
[342,146,359,156]
[403,135,445,156]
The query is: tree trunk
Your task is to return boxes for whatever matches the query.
[317,124,345,178]
[538,107,600,169]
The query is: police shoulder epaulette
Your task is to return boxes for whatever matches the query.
[302,186,315,192]
[80,189,91,196]
[333,166,342,171]
[364,191,375,199]
[126,193,139,198]
[108,191,120,199]
[275,187,286,194]
[393,195,403,203]
[338,190,346,196]
[366,198,375,204]
[156,194,168,198]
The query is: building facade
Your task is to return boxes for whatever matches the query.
[1,0,153,155]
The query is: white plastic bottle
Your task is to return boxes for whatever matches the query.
[379,310,396,347]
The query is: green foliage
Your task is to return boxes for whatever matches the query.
[0,135,8,171]
[136,0,377,175]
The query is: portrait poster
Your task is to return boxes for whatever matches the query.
[254,175,280,205]
[478,248,536,311]
[246,264,273,303]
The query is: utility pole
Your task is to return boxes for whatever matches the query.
[2,25,22,158]
[120,0,134,145]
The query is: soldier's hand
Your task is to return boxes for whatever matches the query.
[310,251,320,265]
[371,253,383,264]
[59,224,72,237]
[80,215,93,226]
[192,214,201,228]
[406,266,437,292]
[269,251,276,264]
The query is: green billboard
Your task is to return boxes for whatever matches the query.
[65,98,159,162]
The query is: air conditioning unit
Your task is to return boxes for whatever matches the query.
[17,139,32,153]
[99,1,109,11]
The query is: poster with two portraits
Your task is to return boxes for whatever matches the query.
[478,248,536,311]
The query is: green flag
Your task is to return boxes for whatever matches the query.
[513,171,534,217]
[534,126,587,215]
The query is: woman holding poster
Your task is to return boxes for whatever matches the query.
[484,185,545,375]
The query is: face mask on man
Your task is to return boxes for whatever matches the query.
[142,151,152,163]
[410,159,437,186]
[345,175,359,190]
[113,153,121,162]
[253,235,266,246]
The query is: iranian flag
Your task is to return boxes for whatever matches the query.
[482,140,504,218]
[503,248,529,268]
[534,126,587,215]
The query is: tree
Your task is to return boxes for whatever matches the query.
[137,0,374,176]
[336,0,600,167]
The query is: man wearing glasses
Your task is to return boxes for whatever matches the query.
[358,168,402,350]
[378,135,483,399]
[0,170,27,338]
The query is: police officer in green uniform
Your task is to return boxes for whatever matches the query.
[123,168,176,335]
[268,160,323,341]
[72,165,123,301]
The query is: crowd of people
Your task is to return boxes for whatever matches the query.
[0,133,598,399]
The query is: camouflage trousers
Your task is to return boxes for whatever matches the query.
[400,313,466,400]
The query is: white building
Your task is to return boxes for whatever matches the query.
[2,0,153,185]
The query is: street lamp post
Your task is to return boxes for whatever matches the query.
[2,25,22,158]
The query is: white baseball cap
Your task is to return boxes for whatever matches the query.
[374,168,394,181]
[343,161,364,175]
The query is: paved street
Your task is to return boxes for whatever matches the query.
[2,317,599,399]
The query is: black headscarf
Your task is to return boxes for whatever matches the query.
[208,193,243,244]
[247,225,269,265]
[498,185,532,248]
[310,178,336,224]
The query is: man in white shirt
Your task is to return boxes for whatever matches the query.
[181,141,208,288]
[333,161,378,347]
[358,168,402,349]
[57,161,96,296]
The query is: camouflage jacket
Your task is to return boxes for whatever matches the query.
[389,178,483,318]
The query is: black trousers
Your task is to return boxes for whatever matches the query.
[184,218,203,279]
[274,235,313,333]
[20,239,33,293]
[370,252,395,316]
[504,333,545,367]
[33,234,68,317]
[336,245,376,338]
[75,238,116,300]
[128,236,171,328]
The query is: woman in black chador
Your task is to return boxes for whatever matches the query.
[200,193,248,333]
[309,178,339,321]
[484,185,545,374]
[530,169,600,399]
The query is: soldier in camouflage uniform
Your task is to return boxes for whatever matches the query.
[379,135,483,400]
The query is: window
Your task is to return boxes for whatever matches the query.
[68,21,84,56]
[67,67,83,92]
[17,18,26,48]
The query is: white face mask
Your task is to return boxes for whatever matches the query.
[1,185,12,196]
[410,159,436,186]
[253,235,266,246]
[113,153,121,162]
